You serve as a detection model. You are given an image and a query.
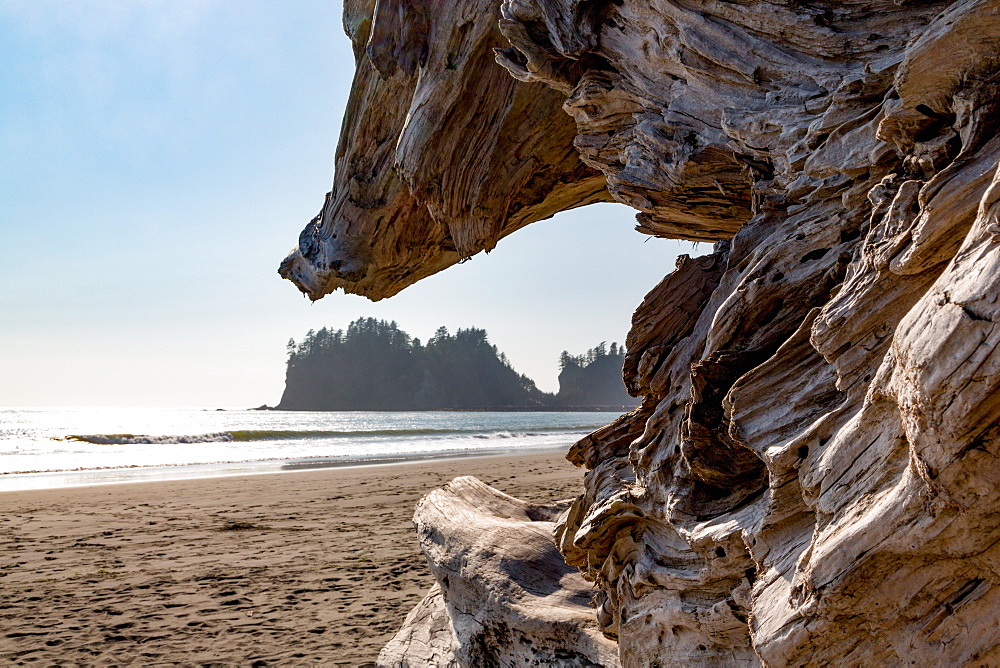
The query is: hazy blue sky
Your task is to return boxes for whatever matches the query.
[0,0,689,406]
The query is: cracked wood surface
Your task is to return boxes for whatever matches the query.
[378,477,619,666]
[282,0,1000,664]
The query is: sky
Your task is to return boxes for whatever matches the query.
[0,0,690,406]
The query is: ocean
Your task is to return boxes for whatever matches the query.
[0,407,619,491]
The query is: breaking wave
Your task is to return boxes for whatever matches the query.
[61,433,235,445]
[58,425,602,446]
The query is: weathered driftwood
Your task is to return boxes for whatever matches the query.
[278,0,608,301]
[377,477,619,666]
[284,0,1000,664]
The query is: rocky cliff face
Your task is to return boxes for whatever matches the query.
[282,0,1000,664]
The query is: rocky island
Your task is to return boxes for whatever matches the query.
[277,318,635,411]
[281,0,1000,664]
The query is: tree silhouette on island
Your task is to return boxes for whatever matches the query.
[277,318,636,411]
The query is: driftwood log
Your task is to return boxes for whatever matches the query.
[282,0,1000,664]
[277,0,608,301]
[378,477,619,666]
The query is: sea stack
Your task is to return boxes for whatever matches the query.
[282,0,1000,664]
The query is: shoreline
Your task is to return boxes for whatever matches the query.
[0,450,584,664]
[263,405,637,412]
[0,444,571,493]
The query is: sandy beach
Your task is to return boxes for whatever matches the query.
[0,450,584,665]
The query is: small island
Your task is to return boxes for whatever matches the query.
[276,317,637,411]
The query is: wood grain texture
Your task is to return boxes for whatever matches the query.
[378,477,619,666]
[278,0,608,301]
[283,0,1000,664]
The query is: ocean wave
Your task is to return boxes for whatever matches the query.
[61,433,235,445]
[1,439,576,477]
[58,425,599,445]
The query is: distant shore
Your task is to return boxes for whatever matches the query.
[0,450,583,664]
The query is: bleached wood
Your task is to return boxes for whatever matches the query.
[278,0,608,301]
[378,477,619,666]
[282,0,1000,664]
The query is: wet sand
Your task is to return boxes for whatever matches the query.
[0,450,583,665]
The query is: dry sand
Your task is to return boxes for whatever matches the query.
[0,450,584,665]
